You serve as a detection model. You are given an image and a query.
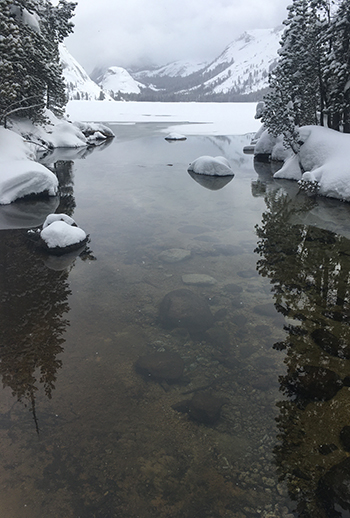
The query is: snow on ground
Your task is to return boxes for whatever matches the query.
[0,127,58,205]
[66,101,262,136]
[273,126,350,202]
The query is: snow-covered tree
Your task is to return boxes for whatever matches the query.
[323,0,350,131]
[0,0,76,126]
[262,0,350,143]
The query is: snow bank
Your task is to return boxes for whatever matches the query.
[188,156,233,176]
[0,128,58,204]
[274,126,350,202]
[10,110,114,150]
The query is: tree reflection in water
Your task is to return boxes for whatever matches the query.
[0,160,78,433]
[253,170,350,518]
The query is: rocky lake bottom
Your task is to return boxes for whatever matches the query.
[1,123,350,517]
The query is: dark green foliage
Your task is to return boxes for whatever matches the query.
[0,0,76,126]
[262,0,350,145]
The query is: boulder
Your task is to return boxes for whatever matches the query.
[187,156,233,177]
[318,457,350,515]
[134,351,184,383]
[173,392,225,424]
[159,289,214,334]
[285,365,343,401]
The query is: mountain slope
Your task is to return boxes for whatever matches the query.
[59,44,112,101]
[96,67,147,98]
[131,27,283,101]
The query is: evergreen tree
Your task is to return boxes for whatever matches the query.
[323,0,350,131]
[0,0,76,126]
[262,0,324,150]
[262,0,350,143]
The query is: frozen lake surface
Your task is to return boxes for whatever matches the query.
[1,108,350,517]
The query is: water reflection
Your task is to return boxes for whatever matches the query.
[188,171,234,190]
[254,172,350,517]
[0,229,71,431]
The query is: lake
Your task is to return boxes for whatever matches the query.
[1,111,350,518]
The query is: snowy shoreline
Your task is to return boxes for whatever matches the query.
[254,125,350,203]
[0,110,114,205]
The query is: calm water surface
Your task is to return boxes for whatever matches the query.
[2,123,350,517]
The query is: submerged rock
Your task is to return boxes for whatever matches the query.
[134,351,184,383]
[311,328,350,359]
[172,392,225,424]
[158,289,214,334]
[205,327,231,351]
[318,457,350,516]
[284,365,343,401]
[159,248,191,263]
[340,426,350,452]
[182,274,217,286]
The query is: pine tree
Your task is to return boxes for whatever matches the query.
[323,0,350,131]
[0,0,76,126]
[261,0,350,144]
[262,0,322,151]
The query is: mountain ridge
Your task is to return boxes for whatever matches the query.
[61,27,284,102]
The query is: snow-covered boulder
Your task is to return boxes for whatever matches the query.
[73,121,115,142]
[187,156,233,176]
[254,129,291,162]
[165,132,187,141]
[0,128,58,205]
[274,126,350,202]
[40,213,87,254]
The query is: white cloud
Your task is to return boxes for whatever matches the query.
[65,0,290,73]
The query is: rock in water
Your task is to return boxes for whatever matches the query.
[134,351,184,382]
[173,392,225,424]
[187,156,233,176]
[285,365,342,401]
[158,289,214,334]
[318,457,350,515]
[159,248,191,263]
[188,392,224,424]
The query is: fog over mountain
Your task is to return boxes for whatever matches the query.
[63,27,283,102]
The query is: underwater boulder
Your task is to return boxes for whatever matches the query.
[134,351,184,383]
[158,289,214,334]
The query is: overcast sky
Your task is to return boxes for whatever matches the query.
[64,0,291,74]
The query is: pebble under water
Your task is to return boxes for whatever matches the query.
[1,124,350,517]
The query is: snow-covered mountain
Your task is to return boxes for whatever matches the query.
[61,26,284,102]
[59,44,112,101]
[135,59,207,80]
[96,67,147,98]
[132,27,284,101]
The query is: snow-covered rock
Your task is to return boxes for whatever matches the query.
[0,128,58,205]
[188,156,233,176]
[274,126,350,202]
[254,129,291,162]
[40,213,87,253]
[165,132,187,141]
[72,121,115,142]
